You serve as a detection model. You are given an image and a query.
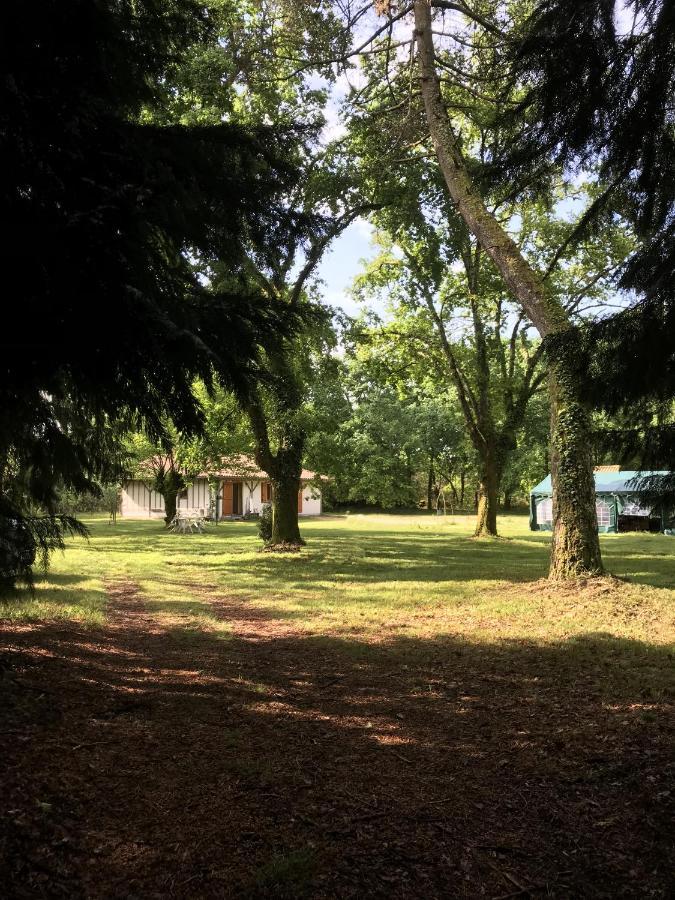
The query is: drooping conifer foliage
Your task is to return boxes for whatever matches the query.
[0,0,302,586]
[500,0,675,504]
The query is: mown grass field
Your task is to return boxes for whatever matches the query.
[3,512,674,650]
[1,513,674,897]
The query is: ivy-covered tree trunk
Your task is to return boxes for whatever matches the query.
[548,370,603,577]
[154,466,185,527]
[163,488,179,527]
[413,0,603,577]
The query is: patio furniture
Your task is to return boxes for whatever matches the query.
[169,511,208,534]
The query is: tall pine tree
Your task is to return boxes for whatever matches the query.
[0,0,302,586]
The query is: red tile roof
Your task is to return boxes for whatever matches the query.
[200,456,322,482]
[135,454,324,482]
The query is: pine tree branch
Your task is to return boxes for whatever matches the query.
[429,1,506,38]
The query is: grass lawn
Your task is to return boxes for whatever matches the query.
[5,514,675,643]
[3,511,674,651]
[1,513,673,897]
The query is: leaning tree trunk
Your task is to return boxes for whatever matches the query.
[413,0,603,577]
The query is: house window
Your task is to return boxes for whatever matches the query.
[536,498,553,525]
[596,499,611,527]
[261,481,273,503]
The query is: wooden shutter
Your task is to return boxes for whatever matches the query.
[297,488,303,513]
[261,481,272,503]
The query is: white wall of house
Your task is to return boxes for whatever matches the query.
[121,478,322,518]
[179,479,210,514]
[120,480,166,519]
[241,480,322,516]
[299,486,322,516]
[242,480,262,515]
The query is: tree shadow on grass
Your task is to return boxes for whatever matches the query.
[1,615,673,898]
[144,527,672,593]
[204,533,552,594]
[77,520,675,592]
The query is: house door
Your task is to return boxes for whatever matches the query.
[221,481,233,517]
[298,489,303,514]
[220,481,243,518]
[232,482,242,515]
[221,481,243,517]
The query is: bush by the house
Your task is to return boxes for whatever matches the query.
[257,503,273,543]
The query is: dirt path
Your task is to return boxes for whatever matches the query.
[1,582,673,898]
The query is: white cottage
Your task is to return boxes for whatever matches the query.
[120,455,323,520]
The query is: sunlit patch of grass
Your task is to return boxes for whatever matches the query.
[0,568,106,625]
[135,577,233,638]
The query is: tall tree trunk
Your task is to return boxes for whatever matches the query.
[162,485,179,527]
[246,389,305,547]
[413,1,602,577]
[449,478,459,505]
[474,447,500,536]
[460,470,466,506]
[155,465,184,527]
[427,459,435,510]
[548,370,603,577]
[271,473,303,545]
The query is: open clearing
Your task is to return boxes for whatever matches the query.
[1,514,674,898]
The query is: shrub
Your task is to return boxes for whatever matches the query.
[55,488,103,515]
[54,483,121,517]
[257,502,273,543]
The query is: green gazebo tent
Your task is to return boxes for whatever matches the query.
[529,470,671,533]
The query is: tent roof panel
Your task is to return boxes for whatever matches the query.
[530,471,670,496]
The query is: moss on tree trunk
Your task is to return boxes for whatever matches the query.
[474,460,499,537]
[245,382,306,549]
[154,467,184,527]
[548,370,603,578]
